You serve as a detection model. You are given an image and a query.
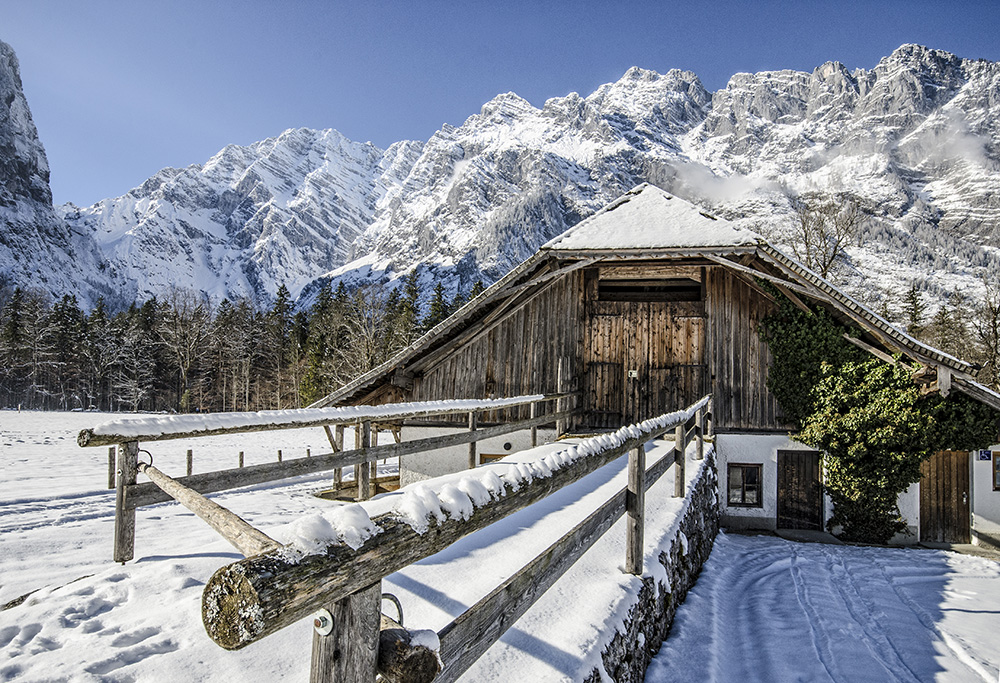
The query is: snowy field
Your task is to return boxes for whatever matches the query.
[1,410,702,682]
[647,532,1000,683]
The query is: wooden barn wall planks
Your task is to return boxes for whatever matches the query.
[412,270,585,425]
[706,267,785,431]
[357,262,786,433]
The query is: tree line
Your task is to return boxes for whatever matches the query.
[0,274,483,413]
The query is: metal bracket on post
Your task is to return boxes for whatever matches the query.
[310,582,381,683]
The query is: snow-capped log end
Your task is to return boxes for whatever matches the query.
[77,428,97,448]
[201,565,267,651]
[378,615,442,683]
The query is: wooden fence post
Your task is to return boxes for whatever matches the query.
[529,402,538,447]
[370,428,379,498]
[107,447,115,490]
[626,445,645,575]
[114,441,139,563]
[335,425,344,491]
[310,582,381,683]
[673,424,685,498]
[696,409,705,460]
[357,421,371,501]
[187,449,193,476]
[238,451,244,468]
[467,412,477,469]
[277,449,283,463]
[556,360,566,437]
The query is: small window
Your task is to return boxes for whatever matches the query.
[728,463,763,507]
[598,278,702,302]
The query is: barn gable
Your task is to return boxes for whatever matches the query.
[313,184,1000,423]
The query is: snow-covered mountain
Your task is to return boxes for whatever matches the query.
[2,40,998,312]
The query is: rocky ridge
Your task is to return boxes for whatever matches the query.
[1,41,998,313]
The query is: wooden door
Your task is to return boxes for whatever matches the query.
[584,299,706,429]
[920,450,971,543]
[777,450,823,530]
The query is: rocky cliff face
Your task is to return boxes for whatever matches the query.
[2,41,998,311]
[0,40,110,301]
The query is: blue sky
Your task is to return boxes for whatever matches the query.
[5,0,1000,206]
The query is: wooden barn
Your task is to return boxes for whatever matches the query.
[314,184,1000,545]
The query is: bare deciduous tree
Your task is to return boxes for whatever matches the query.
[789,192,866,279]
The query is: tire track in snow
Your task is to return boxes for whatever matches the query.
[786,544,841,681]
[814,545,922,683]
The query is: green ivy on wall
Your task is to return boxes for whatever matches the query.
[759,292,1000,544]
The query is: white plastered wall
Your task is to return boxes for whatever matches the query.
[398,427,556,487]
[972,443,1000,548]
[715,433,829,530]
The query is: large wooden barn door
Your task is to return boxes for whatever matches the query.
[584,296,707,429]
[920,450,971,543]
[777,450,823,530]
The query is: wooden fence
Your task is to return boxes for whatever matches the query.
[199,395,711,682]
[78,394,572,563]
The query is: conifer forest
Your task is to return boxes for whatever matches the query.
[0,275,483,413]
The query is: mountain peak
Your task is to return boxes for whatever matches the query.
[479,92,535,120]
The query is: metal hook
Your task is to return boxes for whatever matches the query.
[381,592,403,626]
[136,449,153,469]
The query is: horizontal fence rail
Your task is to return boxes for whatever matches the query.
[200,396,711,669]
[79,394,574,564]
[78,394,566,447]
[124,408,575,509]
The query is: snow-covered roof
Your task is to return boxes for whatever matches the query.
[544,183,763,251]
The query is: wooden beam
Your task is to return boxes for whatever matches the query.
[673,424,685,498]
[704,254,823,305]
[952,376,1000,412]
[842,333,898,365]
[467,412,477,469]
[201,406,697,650]
[137,462,279,557]
[126,409,575,509]
[357,422,372,502]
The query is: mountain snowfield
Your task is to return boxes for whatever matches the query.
[2,40,999,313]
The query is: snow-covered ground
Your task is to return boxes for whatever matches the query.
[647,532,1000,683]
[0,410,702,681]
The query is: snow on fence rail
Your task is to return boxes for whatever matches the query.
[201,395,712,683]
[77,394,573,563]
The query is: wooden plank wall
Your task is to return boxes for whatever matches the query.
[706,267,785,431]
[411,270,585,424]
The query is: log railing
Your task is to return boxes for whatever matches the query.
[200,395,712,683]
[78,394,574,563]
